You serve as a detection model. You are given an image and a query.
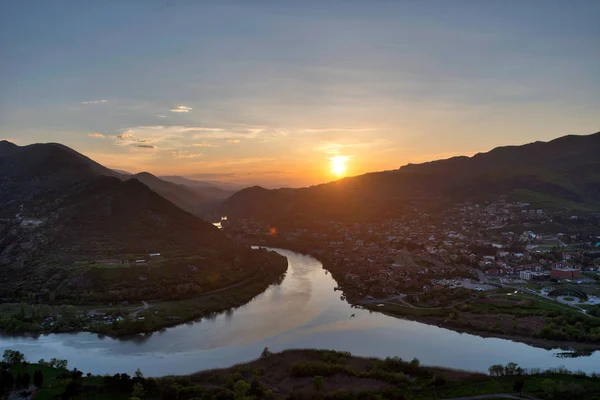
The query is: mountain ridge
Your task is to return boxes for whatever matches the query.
[0,141,286,302]
[221,132,600,221]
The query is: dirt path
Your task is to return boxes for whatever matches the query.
[130,301,150,318]
[364,293,508,310]
[127,277,255,317]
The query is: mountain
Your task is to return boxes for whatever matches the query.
[0,141,286,302]
[221,132,600,222]
[160,175,239,200]
[0,141,120,218]
[130,172,213,216]
[0,140,19,157]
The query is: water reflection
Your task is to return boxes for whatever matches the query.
[0,248,598,377]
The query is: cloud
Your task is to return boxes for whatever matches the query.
[80,100,107,105]
[171,151,202,158]
[193,142,219,147]
[155,115,169,119]
[247,170,283,176]
[188,173,236,179]
[115,131,157,148]
[317,142,370,154]
[300,128,378,133]
[88,133,107,139]
[170,105,192,113]
[226,139,241,143]
[192,127,225,131]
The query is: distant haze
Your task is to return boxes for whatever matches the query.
[1,1,599,187]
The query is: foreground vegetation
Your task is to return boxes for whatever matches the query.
[1,348,599,399]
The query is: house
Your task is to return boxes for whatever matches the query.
[550,267,581,280]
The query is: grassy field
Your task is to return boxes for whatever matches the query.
[359,289,600,350]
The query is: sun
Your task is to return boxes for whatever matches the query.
[330,155,349,177]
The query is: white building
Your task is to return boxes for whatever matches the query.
[519,271,533,281]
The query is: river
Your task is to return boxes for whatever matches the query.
[1,248,598,376]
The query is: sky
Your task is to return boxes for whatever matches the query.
[1,0,599,187]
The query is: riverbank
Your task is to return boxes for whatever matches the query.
[362,303,600,353]
[4,348,599,399]
[0,249,288,338]
[244,238,600,352]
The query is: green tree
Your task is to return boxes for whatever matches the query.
[50,358,68,369]
[488,364,505,376]
[134,368,144,379]
[260,347,272,358]
[505,362,520,375]
[1,370,14,390]
[33,370,43,388]
[14,374,23,389]
[313,375,325,392]
[234,380,251,400]
[513,377,525,396]
[3,350,25,365]
[541,379,556,398]
[22,372,31,388]
[132,382,145,398]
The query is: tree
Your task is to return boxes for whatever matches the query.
[260,347,272,358]
[3,350,25,365]
[409,358,420,368]
[50,358,68,370]
[135,368,144,379]
[22,372,31,388]
[505,362,520,376]
[15,374,23,389]
[513,377,525,396]
[313,375,324,392]
[62,380,79,400]
[541,379,556,398]
[132,382,146,398]
[234,380,251,400]
[1,370,14,390]
[488,364,505,376]
[33,370,44,388]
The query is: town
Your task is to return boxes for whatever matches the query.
[223,200,600,345]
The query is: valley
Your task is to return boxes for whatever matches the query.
[0,135,599,385]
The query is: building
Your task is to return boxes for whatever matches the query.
[550,267,581,280]
[519,271,532,281]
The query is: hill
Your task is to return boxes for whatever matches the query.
[221,132,600,222]
[160,175,238,201]
[0,141,287,303]
[130,172,213,216]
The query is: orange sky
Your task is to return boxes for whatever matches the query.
[2,2,599,188]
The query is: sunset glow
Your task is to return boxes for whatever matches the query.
[1,2,598,188]
[330,156,349,177]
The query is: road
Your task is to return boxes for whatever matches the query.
[130,301,149,318]
[474,269,596,318]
